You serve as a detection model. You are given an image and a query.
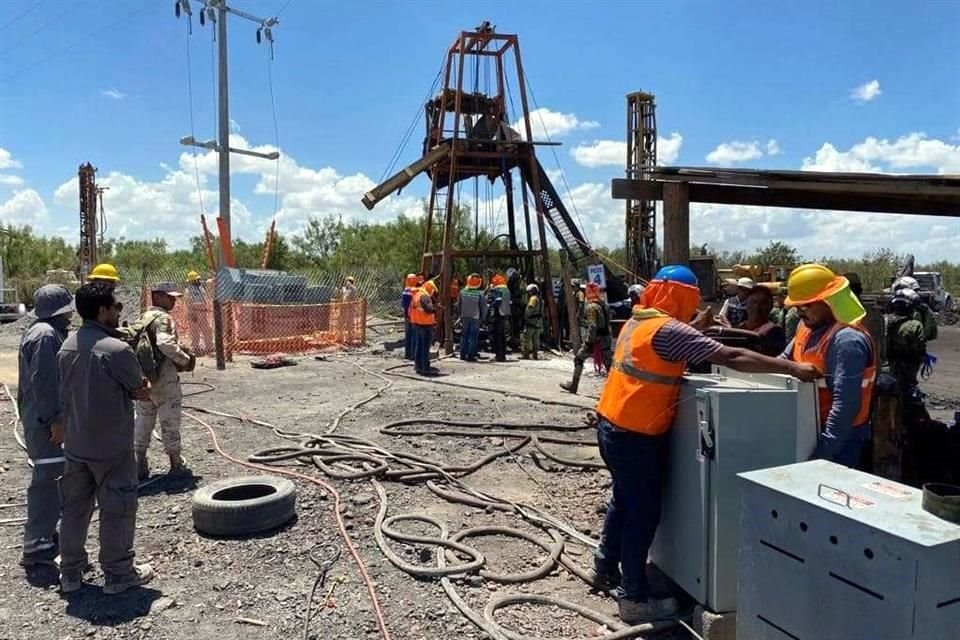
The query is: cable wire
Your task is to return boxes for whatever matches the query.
[275,0,296,17]
[0,2,153,84]
[266,47,281,219]
[185,18,207,216]
[0,0,83,57]
[0,0,48,32]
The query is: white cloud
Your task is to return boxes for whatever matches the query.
[766,139,781,156]
[570,133,684,168]
[658,133,683,164]
[570,140,624,168]
[0,148,22,170]
[100,88,126,100]
[706,140,764,165]
[0,189,48,227]
[229,118,241,133]
[801,133,960,174]
[850,79,882,103]
[511,108,599,140]
[0,174,25,187]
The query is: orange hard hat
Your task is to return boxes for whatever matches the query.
[491,274,506,286]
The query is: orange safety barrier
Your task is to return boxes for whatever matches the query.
[143,287,367,356]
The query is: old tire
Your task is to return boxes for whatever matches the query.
[192,475,296,537]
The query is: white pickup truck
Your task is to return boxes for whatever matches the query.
[0,256,26,323]
[914,271,953,312]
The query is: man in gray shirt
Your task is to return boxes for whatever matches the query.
[57,281,154,594]
[17,285,73,568]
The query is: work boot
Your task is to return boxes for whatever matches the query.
[167,454,191,478]
[103,563,155,595]
[60,570,83,594]
[585,566,621,592]
[560,365,583,394]
[618,597,679,624]
[136,451,149,481]
[20,538,59,568]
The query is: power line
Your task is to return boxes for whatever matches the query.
[0,0,48,32]
[0,3,153,84]
[185,17,206,216]
[0,0,84,58]
[266,47,281,218]
[275,0,295,17]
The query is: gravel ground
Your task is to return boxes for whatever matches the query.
[4,326,957,640]
[0,335,690,640]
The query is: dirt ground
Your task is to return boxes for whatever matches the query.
[1,325,958,640]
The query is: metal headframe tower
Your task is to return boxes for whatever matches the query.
[625,91,658,280]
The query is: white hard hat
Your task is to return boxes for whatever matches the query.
[628,284,645,297]
[892,276,920,292]
[736,277,756,289]
[526,283,538,292]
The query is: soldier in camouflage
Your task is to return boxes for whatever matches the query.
[521,283,543,360]
[561,282,612,394]
[134,283,196,480]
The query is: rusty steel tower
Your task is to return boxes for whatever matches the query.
[625,92,658,280]
[363,22,595,351]
[77,162,104,282]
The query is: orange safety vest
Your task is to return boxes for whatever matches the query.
[792,321,877,429]
[595,309,686,435]
[408,288,435,327]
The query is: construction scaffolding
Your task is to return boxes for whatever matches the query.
[624,92,658,281]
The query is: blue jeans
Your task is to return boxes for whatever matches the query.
[414,325,433,374]
[813,422,871,468]
[594,417,670,601]
[403,320,413,360]
[460,318,480,360]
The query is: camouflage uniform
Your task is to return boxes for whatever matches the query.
[561,300,612,394]
[521,294,544,358]
[134,307,192,462]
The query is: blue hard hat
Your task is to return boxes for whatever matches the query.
[653,265,698,286]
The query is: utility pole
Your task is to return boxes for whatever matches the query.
[175,0,280,370]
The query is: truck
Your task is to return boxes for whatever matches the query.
[913,271,952,312]
[0,256,27,323]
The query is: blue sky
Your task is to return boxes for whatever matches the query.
[1,0,958,260]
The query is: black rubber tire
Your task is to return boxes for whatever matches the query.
[191,475,297,537]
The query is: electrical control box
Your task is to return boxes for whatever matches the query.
[738,460,960,640]
[649,369,817,613]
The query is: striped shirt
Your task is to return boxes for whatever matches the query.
[651,319,724,365]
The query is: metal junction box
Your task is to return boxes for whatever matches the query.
[649,369,818,614]
[738,460,960,640]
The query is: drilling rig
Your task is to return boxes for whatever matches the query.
[77,163,107,282]
[624,92,658,281]
[362,22,624,350]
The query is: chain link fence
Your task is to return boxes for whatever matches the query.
[116,266,406,357]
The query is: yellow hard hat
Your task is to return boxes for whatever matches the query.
[88,263,120,282]
[422,280,438,296]
[186,270,201,283]
[785,263,865,324]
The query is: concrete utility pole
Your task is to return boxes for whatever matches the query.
[175,0,280,370]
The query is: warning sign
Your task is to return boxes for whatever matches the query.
[586,264,606,290]
[863,481,913,499]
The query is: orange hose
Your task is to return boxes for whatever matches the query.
[182,412,392,640]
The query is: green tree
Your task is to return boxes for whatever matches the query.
[748,241,802,267]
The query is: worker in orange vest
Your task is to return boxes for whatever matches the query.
[409,280,438,376]
[589,265,817,624]
[781,264,877,467]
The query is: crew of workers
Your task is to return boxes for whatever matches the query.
[17,263,197,597]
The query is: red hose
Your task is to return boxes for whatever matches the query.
[182,412,392,640]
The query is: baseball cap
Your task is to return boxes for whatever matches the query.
[151,282,183,297]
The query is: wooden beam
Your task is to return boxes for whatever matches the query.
[612,179,960,217]
[663,182,690,266]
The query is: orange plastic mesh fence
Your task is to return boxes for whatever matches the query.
[127,266,398,356]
